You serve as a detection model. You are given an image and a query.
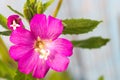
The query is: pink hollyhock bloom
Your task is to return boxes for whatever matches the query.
[9,14,73,78]
[7,15,23,30]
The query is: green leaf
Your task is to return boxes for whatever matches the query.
[0,14,8,29]
[0,31,11,36]
[7,5,24,17]
[98,76,104,80]
[72,37,109,49]
[43,0,54,12]
[62,19,102,34]
[14,70,36,80]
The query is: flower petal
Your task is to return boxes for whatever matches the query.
[47,51,69,72]
[9,45,33,61]
[10,28,34,45]
[47,38,73,57]
[30,14,63,40]
[18,50,39,74]
[32,58,49,78]
[30,14,47,39]
[47,16,63,40]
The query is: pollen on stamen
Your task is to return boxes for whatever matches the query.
[34,37,50,60]
[39,49,50,60]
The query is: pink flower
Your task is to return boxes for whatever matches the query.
[9,14,73,78]
[7,15,23,30]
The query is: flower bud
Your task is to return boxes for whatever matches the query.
[29,0,37,9]
[36,1,43,14]
[23,3,33,22]
[30,0,36,4]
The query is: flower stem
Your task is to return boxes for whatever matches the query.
[52,0,63,17]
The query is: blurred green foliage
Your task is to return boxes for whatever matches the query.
[14,70,36,80]
[98,76,104,80]
[46,71,72,80]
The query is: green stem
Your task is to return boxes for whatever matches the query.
[7,5,24,17]
[52,0,63,17]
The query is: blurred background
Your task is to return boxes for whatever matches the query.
[0,0,120,80]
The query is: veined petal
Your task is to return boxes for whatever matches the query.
[47,38,73,57]
[47,51,69,72]
[30,14,47,39]
[18,50,39,74]
[10,28,34,45]
[9,45,33,61]
[30,14,63,40]
[32,58,49,78]
[47,16,63,40]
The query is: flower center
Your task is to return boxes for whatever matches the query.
[34,37,50,60]
[10,20,20,30]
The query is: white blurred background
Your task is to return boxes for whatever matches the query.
[0,0,120,80]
